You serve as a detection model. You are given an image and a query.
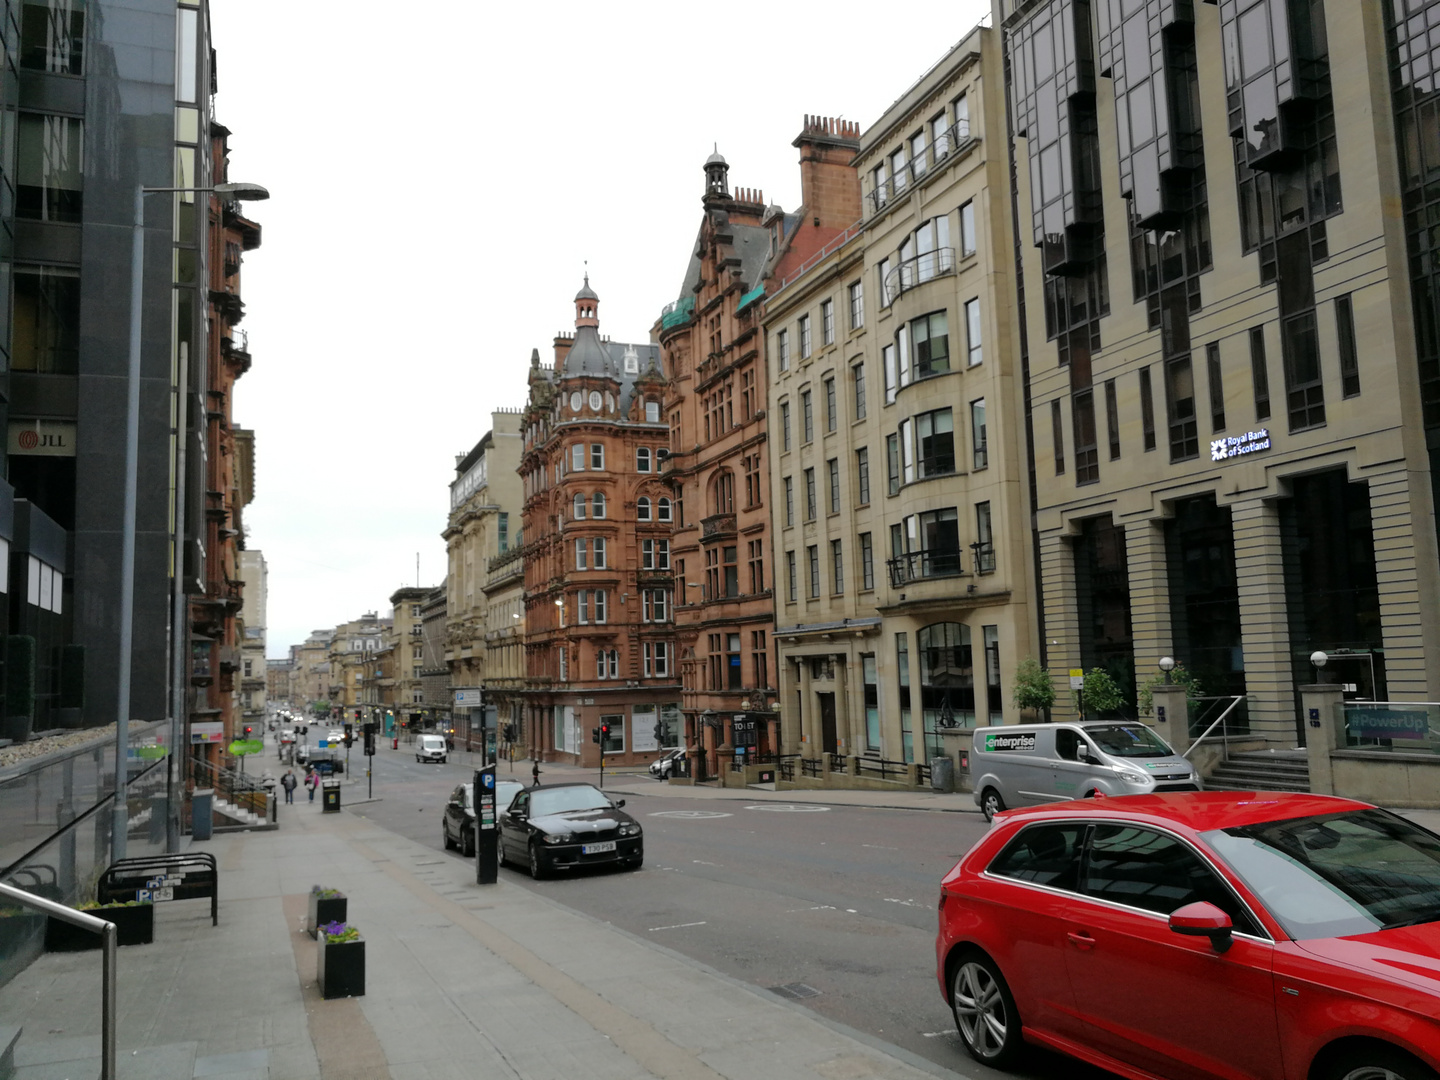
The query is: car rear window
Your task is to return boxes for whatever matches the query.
[987,824,1085,891]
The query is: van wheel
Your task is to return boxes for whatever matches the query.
[980,788,1005,822]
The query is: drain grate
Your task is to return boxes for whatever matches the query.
[770,982,821,1000]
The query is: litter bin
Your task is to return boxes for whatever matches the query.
[930,757,955,794]
[321,779,342,814]
[193,787,214,840]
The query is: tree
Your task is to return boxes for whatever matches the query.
[1012,657,1056,715]
[1137,662,1204,716]
[1074,667,1124,718]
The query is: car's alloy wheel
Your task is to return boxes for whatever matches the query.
[952,956,1021,1067]
[1326,1047,1440,1080]
[980,788,1005,822]
[529,842,547,880]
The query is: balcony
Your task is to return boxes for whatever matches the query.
[701,513,736,540]
[867,120,976,217]
[971,541,996,575]
[884,249,956,302]
[887,549,966,589]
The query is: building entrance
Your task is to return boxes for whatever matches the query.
[818,693,837,755]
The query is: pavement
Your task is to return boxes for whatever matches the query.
[4,759,1437,1080]
[0,766,967,1080]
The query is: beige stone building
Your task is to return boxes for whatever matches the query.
[484,548,526,755]
[326,613,390,718]
[238,550,268,724]
[289,631,334,713]
[443,410,524,745]
[765,22,1034,765]
[1000,0,1440,747]
[388,586,431,732]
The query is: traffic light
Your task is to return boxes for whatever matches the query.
[343,722,354,748]
[354,709,361,721]
[243,725,252,737]
[600,722,610,741]
[591,727,600,745]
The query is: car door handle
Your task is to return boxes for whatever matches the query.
[1067,931,1097,950]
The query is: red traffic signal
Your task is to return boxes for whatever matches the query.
[243,725,252,736]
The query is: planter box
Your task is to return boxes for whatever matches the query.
[306,892,346,939]
[317,937,365,999]
[45,904,154,951]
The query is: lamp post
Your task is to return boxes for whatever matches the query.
[1310,650,1329,684]
[1158,656,1176,684]
[118,180,268,862]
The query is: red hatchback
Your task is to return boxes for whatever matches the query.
[936,792,1440,1080]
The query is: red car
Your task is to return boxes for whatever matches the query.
[936,792,1440,1080]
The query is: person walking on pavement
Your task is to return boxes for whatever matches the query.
[305,766,318,802]
[531,758,542,787]
[281,769,297,804]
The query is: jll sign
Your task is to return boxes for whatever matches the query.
[8,419,76,457]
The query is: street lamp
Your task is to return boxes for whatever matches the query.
[1158,656,1176,685]
[117,180,269,861]
[1310,650,1329,683]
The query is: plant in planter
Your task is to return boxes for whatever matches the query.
[1012,657,1056,719]
[45,900,154,951]
[316,920,365,999]
[1072,668,1126,720]
[306,886,346,939]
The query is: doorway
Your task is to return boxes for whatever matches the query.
[818,693,837,755]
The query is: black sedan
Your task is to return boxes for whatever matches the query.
[498,782,642,879]
[443,779,524,857]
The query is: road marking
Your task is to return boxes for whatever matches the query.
[691,860,720,866]
[845,909,857,913]
[862,843,898,850]
[648,921,707,932]
[922,1030,956,1039]
[648,810,733,819]
[883,898,918,907]
[745,804,830,812]
[785,904,836,913]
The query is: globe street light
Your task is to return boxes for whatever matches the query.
[116,180,269,861]
[1158,656,1176,685]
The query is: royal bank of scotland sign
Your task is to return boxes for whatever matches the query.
[1211,429,1271,462]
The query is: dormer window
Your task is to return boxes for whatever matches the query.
[646,400,660,423]
[624,345,639,374]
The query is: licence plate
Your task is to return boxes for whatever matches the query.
[582,841,617,855]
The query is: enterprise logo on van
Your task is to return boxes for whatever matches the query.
[985,732,1037,753]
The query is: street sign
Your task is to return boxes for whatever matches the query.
[454,688,482,706]
[1069,668,1085,690]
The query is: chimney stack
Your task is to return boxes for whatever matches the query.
[793,115,862,230]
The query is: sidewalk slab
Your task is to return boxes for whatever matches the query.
[0,789,953,1080]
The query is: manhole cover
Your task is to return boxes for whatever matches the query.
[770,982,821,999]
[648,810,733,819]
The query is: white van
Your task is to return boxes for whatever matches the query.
[416,734,448,764]
[970,721,1201,821]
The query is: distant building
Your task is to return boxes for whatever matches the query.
[519,282,682,765]
[238,550,268,723]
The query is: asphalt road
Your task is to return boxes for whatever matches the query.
[338,743,1114,1080]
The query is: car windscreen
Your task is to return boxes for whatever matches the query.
[1203,810,1440,939]
[1085,724,1174,758]
[530,786,614,816]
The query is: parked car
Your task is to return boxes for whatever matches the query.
[442,779,524,856]
[935,791,1440,1080]
[498,782,642,880]
[416,734,448,764]
[649,748,686,780]
[969,720,1201,821]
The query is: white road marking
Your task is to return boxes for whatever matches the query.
[648,921,707,932]
[922,1031,956,1039]
[862,843,898,850]
[649,810,733,819]
[883,898,918,907]
[785,904,837,913]
[692,860,720,866]
[746,804,831,812]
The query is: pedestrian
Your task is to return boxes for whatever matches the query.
[281,769,297,804]
[531,758,541,788]
[305,767,317,802]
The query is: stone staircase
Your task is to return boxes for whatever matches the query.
[1204,748,1311,793]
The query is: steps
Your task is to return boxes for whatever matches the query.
[213,798,263,825]
[1205,749,1311,793]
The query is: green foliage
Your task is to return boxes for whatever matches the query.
[311,886,342,898]
[319,920,360,943]
[78,900,151,909]
[1137,663,1204,715]
[1073,667,1125,717]
[1012,657,1056,712]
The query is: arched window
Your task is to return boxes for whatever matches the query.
[658,497,673,522]
[710,470,735,515]
[917,623,974,759]
[592,491,606,519]
[638,497,652,521]
[572,493,586,520]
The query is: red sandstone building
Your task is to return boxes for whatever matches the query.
[654,119,862,781]
[519,281,683,767]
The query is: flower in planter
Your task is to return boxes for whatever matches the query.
[319,920,360,943]
[78,900,151,910]
[310,885,343,898]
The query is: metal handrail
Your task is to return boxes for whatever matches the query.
[0,880,117,1079]
[1182,695,1246,761]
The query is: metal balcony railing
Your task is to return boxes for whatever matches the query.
[972,541,996,574]
[884,248,957,302]
[867,120,975,216]
[887,549,967,588]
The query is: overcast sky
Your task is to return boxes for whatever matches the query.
[208,0,992,660]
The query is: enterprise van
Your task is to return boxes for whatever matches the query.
[970,721,1201,821]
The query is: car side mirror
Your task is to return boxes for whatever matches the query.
[448,798,460,808]
[1169,901,1233,953]
[1075,743,1089,761]
[615,799,626,809]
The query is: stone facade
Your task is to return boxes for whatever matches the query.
[519,282,683,766]
[999,0,1440,743]
[238,550,267,724]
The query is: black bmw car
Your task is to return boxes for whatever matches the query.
[498,782,642,879]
